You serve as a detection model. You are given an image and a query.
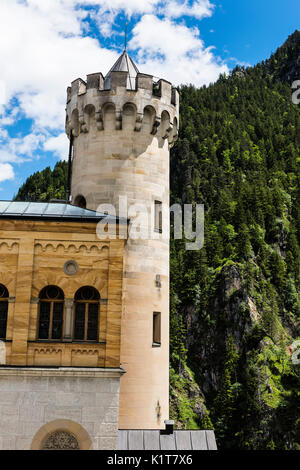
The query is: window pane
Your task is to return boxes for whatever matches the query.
[155,201,162,232]
[52,302,63,340]
[39,286,64,300]
[0,284,8,298]
[39,302,50,339]
[75,286,100,301]
[74,303,85,340]
[87,303,98,341]
[0,301,8,339]
[153,312,161,345]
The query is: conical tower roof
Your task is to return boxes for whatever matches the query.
[104,50,140,90]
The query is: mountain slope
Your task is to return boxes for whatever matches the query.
[169,30,300,450]
[263,30,300,83]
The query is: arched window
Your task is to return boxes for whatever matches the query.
[42,430,80,450]
[74,195,86,209]
[38,286,64,340]
[0,284,8,339]
[74,287,100,341]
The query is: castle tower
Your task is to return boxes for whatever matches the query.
[66,51,179,429]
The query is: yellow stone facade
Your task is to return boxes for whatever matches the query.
[0,218,125,369]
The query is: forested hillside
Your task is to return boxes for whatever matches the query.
[15,160,68,202]
[170,30,300,450]
[14,31,300,450]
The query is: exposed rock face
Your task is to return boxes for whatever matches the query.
[170,364,212,430]
[185,264,258,394]
[172,255,299,449]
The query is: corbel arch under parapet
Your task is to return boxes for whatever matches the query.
[122,102,137,131]
[83,104,96,133]
[160,110,172,140]
[71,109,80,137]
[141,105,156,134]
[102,102,116,131]
[169,116,178,147]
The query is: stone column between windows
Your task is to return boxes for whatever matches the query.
[11,237,35,365]
[63,298,74,341]
[6,297,16,341]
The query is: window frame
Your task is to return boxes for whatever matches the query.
[154,200,163,233]
[152,311,161,347]
[0,284,9,340]
[73,287,100,342]
[74,194,87,209]
[37,286,64,341]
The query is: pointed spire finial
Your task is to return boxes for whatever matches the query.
[125,22,128,51]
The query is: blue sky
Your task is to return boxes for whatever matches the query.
[0,0,299,200]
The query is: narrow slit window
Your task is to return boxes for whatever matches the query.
[153,312,161,346]
[0,284,9,340]
[74,194,86,209]
[154,201,162,233]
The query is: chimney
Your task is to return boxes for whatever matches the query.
[164,420,174,435]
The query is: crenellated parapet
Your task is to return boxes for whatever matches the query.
[65,71,179,148]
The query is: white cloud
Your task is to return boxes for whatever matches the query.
[162,0,214,19]
[25,0,85,35]
[79,0,160,16]
[0,116,15,127]
[44,133,69,161]
[130,15,228,86]
[11,133,44,157]
[0,81,6,113]
[131,15,201,59]
[0,163,15,182]
[82,0,162,38]
[0,0,118,129]
[0,0,228,176]
[0,150,24,164]
[0,129,9,142]
[0,131,45,164]
[0,0,225,129]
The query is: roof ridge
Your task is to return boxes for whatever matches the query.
[0,200,128,222]
[104,50,140,90]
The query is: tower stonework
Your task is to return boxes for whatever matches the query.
[66,52,179,429]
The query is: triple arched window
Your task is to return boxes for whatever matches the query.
[0,284,8,339]
[37,285,100,342]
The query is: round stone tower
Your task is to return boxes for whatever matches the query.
[65,50,179,429]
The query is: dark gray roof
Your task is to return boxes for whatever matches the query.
[117,430,217,450]
[104,50,139,90]
[0,201,126,223]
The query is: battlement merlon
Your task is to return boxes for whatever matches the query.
[65,71,179,144]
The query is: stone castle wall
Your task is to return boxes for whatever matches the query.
[0,368,122,450]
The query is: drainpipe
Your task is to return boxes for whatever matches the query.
[67,132,73,203]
